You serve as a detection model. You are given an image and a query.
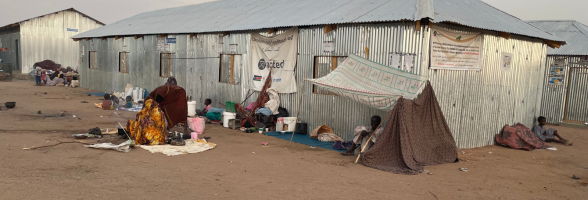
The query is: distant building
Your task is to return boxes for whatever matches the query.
[72,0,565,149]
[528,20,588,124]
[0,8,103,73]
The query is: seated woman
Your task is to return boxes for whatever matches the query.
[127,99,167,145]
[341,115,383,156]
[128,77,188,145]
[532,116,573,146]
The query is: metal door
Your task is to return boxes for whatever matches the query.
[564,67,588,122]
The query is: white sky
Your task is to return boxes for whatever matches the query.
[1,0,587,28]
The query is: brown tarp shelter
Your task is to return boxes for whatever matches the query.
[361,84,458,175]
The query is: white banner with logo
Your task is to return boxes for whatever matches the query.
[250,27,298,93]
[430,27,483,70]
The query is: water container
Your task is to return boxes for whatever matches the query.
[222,112,236,128]
[276,121,283,132]
[187,101,196,116]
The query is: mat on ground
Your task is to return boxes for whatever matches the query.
[264,132,345,152]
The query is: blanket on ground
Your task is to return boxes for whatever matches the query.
[495,123,552,151]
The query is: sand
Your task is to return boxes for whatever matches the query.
[0,80,587,199]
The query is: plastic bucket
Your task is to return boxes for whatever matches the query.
[279,117,297,131]
[223,112,237,128]
[187,101,196,116]
[226,101,237,113]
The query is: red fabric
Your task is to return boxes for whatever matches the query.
[495,123,551,151]
[148,85,187,127]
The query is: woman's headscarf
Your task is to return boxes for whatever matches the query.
[165,77,177,86]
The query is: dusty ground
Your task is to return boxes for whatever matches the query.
[0,80,587,200]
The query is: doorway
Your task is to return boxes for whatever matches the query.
[14,39,19,71]
[563,67,588,123]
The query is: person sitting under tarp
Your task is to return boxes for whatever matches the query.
[532,116,573,146]
[341,115,383,156]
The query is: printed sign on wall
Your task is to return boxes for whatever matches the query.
[430,27,483,70]
[250,27,298,93]
[501,52,513,72]
[323,41,334,53]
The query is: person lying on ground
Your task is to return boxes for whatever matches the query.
[125,96,133,108]
[341,115,383,156]
[197,99,212,116]
[532,116,573,146]
[102,94,113,110]
[43,75,64,86]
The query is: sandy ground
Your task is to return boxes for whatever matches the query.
[0,80,587,200]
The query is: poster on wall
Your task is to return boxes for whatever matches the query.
[549,66,564,75]
[157,37,169,52]
[548,76,564,86]
[430,27,483,70]
[404,54,415,72]
[323,41,334,53]
[501,52,513,72]
[390,53,401,69]
[250,27,298,93]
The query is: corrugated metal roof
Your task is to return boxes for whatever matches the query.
[0,8,105,30]
[528,20,588,55]
[72,0,562,42]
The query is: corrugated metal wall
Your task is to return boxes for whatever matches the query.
[541,56,588,123]
[0,30,21,70]
[78,22,548,149]
[19,10,102,73]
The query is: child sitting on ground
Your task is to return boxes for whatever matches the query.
[102,94,113,110]
[532,116,573,146]
[125,96,133,108]
[197,99,212,116]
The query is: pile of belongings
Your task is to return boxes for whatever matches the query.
[495,123,553,151]
[310,125,344,142]
[360,83,458,175]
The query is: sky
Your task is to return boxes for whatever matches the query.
[1,0,587,27]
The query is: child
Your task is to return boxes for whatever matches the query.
[40,69,47,84]
[198,99,212,116]
[125,96,133,108]
[34,67,42,85]
[532,116,573,146]
[102,94,113,110]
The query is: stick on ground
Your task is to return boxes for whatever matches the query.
[289,76,306,146]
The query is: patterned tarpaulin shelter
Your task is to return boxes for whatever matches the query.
[307,54,428,110]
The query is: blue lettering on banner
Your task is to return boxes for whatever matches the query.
[67,28,78,32]
[272,78,282,83]
[166,38,176,44]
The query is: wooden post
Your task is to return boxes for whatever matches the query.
[324,24,337,34]
[289,76,307,146]
[365,47,369,60]
[115,36,121,40]
[416,20,421,31]
[268,28,275,35]
[498,32,511,40]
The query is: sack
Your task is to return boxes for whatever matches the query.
[275,107,289,118]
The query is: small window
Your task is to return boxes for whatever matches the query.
[219,54,241,85]
[160,53,172,78]
[88,51,97,69]
[119,52,129,73]
[313,56,347,95]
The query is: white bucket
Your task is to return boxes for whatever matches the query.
[187,101,196,116]
[222,112,236,128]
[280,117,297,131]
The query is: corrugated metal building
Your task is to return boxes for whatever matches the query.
[528,20,588,125]
[72,0,564,149]
[0,8,103,73]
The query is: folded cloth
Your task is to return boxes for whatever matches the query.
[256,107,273,116]
[205,112,222,121]
[318,133,344,142]
[208,107,225,114]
